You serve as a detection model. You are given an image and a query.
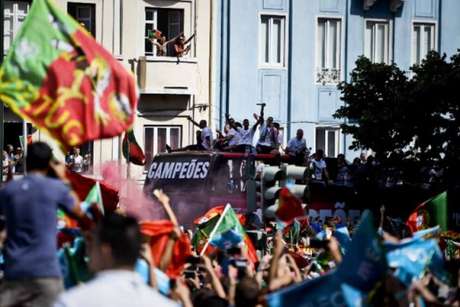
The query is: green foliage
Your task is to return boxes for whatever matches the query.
[334,51,460,174]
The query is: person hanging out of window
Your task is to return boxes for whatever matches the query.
[149,31,181,57]
[174,32,196,61]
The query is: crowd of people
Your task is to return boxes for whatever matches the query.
[1,144,25,181]
[0,142,459,307]
[166,108,446,192]
[65,147,91,174]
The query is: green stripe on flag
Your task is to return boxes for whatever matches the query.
[0,0,80,108]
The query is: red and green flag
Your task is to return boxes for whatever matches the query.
[140,220,192,278]
[199,204,258,264]
[81,182,105,216]
[276,187,305,224]
[0,0,138,149]
[66,170,119,213]
[122,129,146,165]
[407,191,448,233]
[192,205,246,253]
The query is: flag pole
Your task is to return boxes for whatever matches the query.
[22,120,27,173]
[200,203,231,256]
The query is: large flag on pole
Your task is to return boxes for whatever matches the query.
[199,204,258,264]
[406,191,448,232]
[0,0,137,148]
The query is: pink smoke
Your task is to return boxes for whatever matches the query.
[92,161,164,221]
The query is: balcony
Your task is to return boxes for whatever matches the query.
[136,56,198,96]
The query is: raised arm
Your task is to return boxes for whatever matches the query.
[153,189,181,272]
[153,189,178,226]
[202,255,227,299]
[187,116,201,128]
[166,33,182,45]
[184,33,196,44]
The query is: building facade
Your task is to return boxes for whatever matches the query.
[3,0,213,180]
[214,0,460,158]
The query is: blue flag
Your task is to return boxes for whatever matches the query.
[412,226,440,239]
[267,273,345,307]
[268,210,386,307]
[386,238,445,285]
[337,210,387,292]
[334,226,352,254]
[210,228,243,250]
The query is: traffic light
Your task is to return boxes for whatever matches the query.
[283,165,309,202]
[261,165,285,208]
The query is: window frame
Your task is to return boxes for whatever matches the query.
[363,18,393,64]
[411,21,437,66]
[67,2,96,37]
[315,16,343,84]
[144,7,187,58]
[258,12,288,68]
[315,126,341,158]
[143,125,183,170]
[3,1,30,56]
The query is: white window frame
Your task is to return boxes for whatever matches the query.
[144,7,158,57]
[315,16,342,84]
[411,21,437,66]
[364,18,392,64]
[144,125,182,158]
[315,126,340,157]
[144,7,191,59]
[3,1,30,56]
[258,13,287,68]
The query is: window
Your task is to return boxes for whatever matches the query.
[4,1,29,56]
[144,126,182,169]
[365,20,390,63]
[145,8,184,57]
[316,127,340,158]
[317,18,341,84]
[68,3,96,36]
[412,23,436,66]
[260,15,285,66]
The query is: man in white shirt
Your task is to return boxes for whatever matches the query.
[66,147,84,173]
[286,129,307,165]
[54,214,179,307]
[311,149,329,183]
[239,119,256,146]
[198,120,213,151]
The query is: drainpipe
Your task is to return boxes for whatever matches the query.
[342,0,349,156]
[287,0,293,140]
[218,0,225,129]
[437,0,442,52]
[225,0,231,118]
[209,0,214,128]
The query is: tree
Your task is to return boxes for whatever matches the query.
[334,51,460,185]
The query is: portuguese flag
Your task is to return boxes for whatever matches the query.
[0,0,138,149]
[407,191,448,233]
[122,129,146,165]
[197,204,258,264]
